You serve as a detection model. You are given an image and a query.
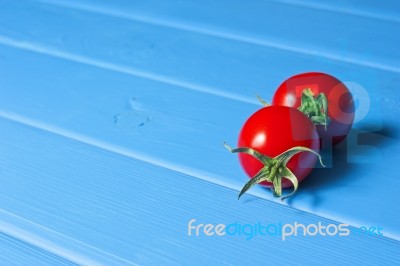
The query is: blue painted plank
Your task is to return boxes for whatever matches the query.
[0,233,76,266]
[34,0,400,72]
[0,117,399,265]
[0,43,399,242]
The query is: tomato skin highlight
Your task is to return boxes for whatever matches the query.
[238,106,320,188]
[272,72,355,145]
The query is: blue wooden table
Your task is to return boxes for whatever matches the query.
[1,0,399,265]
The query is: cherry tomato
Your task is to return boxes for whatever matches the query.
[237,106,320,189]
[272,72,355,145]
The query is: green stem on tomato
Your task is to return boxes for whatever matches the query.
[224,143,325,201]
[257,90,330,129]
[298,88,330,130]
[256,95,270,106]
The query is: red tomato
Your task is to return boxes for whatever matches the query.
[272,72,355,145]
[237,106,320,188]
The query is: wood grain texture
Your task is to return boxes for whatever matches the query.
[0,0,399,264]
[0,233,75,266]
[0,118,399,265]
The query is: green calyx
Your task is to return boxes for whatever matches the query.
[297,88,330,130]
[224,143,325,201]
[257,89,330,129]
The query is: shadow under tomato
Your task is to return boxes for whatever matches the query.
[282,124,397,206]
[357,123,398,147]
[289,146,354,203]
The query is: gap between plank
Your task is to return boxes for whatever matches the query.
[267,0,400,24]
[34,0,400,74]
